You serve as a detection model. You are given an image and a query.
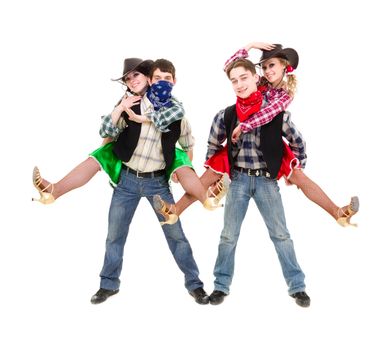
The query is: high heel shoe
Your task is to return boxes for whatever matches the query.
[153,195,178,225]
[32,166,55,204]
[203,173,231,210]
[336,196,359,227]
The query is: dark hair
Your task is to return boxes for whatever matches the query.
[150,58,176,79]
[225,58,256,78]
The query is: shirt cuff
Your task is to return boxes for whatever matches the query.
[240,122,251,133]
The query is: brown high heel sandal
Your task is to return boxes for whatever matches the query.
[32,166,55,204]
[336,196,359,227]
[153,195,178,225]
[203,173,230,210]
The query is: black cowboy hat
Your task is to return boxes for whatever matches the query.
[111,58,154,81]
[258,44,299,69]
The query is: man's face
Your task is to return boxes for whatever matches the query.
[149,68,176,85]
[229,66,259,98]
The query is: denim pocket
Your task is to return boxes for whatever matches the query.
[264,177,280,192]
[231,170,239,181]
[115,170,125,188]
[157,176,169,187]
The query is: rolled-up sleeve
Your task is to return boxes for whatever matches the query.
[223,48,249,71]
[99,114,125,138]
[282,112,307,168]
[146,98,184,133]
[178,117,194,152]
[206,110,227,160]
[241,93,292,133]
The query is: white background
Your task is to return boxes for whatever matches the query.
[1,0,389,349]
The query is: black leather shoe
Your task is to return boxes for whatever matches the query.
[90,288,119,304]
[291,291,310,307]
[189,287,209,305]
[209,290,227,305]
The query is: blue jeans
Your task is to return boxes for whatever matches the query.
[213,170,306,295]
[99,169,203,292]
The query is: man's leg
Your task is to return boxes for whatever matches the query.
[144,176,204,293]
[213,171,251,295]
[99,171,141,291]
[252,177,306,295]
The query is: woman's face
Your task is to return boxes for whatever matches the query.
[124,71,149,95]
[261,58,286,87]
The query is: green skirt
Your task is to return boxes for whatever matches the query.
[167,148,194,181]
[90,143,193,184]
[89,142,122,185]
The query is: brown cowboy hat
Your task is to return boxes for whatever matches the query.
[111,58,154,82]
[258,44,299,69]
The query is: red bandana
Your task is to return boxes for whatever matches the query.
[235,85,267,122]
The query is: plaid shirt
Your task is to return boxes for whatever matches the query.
[100,95,194,172]
[241,87,292,132]
[224,48,249,71]
[206,108,307,170]
[100,96,185,137]
[146,96,184,133]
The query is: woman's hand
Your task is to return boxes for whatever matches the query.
[124,108,148,123]
[231,124,242,144]
[171,173,179,183]
[244,42,275,52]
[120,94,141,110]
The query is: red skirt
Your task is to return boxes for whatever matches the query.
[277,141,300,180]
[204,145,230,176]
[204,141,300,180]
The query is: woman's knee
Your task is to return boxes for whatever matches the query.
[288,169,307,187]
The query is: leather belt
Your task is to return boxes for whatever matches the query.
[234,166,271,178]
[122,164,165,178]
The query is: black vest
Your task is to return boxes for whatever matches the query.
[113,104,181,170]
[223,104,284,179]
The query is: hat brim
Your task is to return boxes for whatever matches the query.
[111,70,136,82]
[111,60,143,82]
[258,48,299,69]
[111,59,154,82]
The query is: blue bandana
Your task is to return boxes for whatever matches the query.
[146,80,174,110]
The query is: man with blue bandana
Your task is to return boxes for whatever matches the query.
[91,58,209,305]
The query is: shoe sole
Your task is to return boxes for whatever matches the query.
[189,291,210,305]
[209,295,226,305]
[295,300,310,307]
[153,195,164,211]
[90,290,119,304]
[350,196,359,213]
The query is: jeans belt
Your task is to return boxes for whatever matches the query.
[122,164,165,178]
[234,166,271,178]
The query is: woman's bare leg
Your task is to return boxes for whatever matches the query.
[288,169,346,220]
[38,157,100,199]
[175,167,208,203]
[175,168,221,215]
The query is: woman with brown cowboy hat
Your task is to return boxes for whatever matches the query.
[31,58,154,204]
[218,42,359,227]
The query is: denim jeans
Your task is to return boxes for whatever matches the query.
[213,170,306,295]
[99,169,203,292]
